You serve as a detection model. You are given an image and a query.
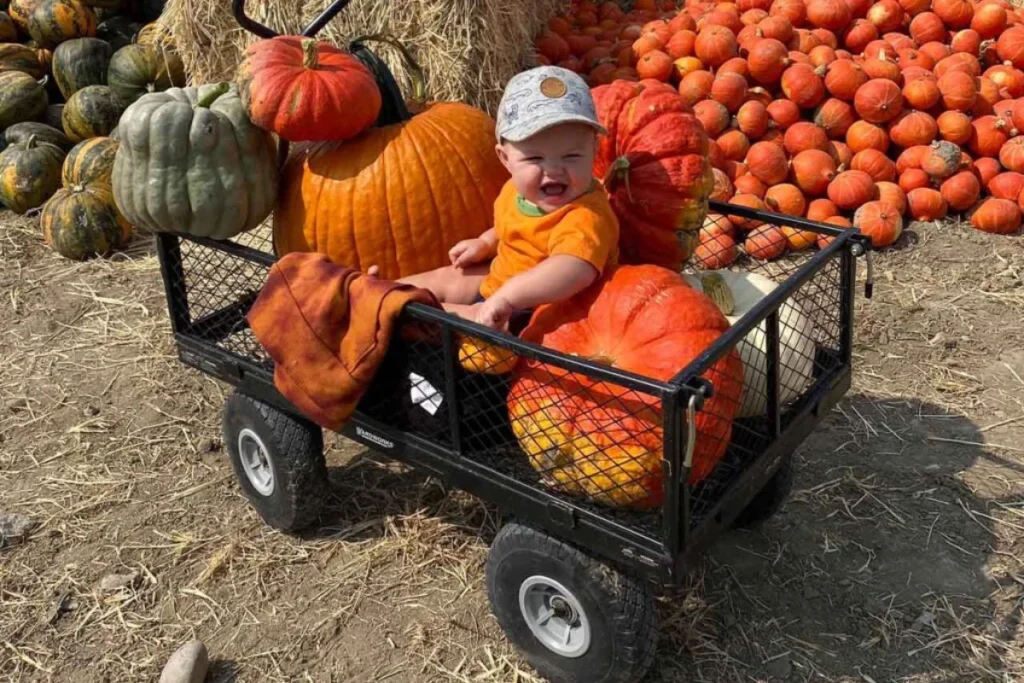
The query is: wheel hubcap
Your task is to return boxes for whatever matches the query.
[238,428,274,496]
[518,575,591,658]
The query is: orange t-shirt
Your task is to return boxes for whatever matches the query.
[479,179,620,299]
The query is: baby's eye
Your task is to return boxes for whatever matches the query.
[563,153,582,160]
[523,156,544,162]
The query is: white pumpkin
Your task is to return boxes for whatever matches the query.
[684,271,817,418]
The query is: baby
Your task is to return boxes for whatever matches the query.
[394,65,621,330]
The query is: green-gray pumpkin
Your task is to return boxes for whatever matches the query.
[0,134,65,214]
[53,37,111,98]
[107,43,184,106]
[62,84,122,142]
[42,182,132,260]
[112,82,277,239]
[5,121,72,151]
[0,71,47,129]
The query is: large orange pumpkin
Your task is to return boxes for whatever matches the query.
[592,79,714,270]
[506,264,744,509]
[273,101,509,279]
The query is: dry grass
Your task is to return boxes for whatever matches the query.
[162,0,566,116]
[1,209,1023,681]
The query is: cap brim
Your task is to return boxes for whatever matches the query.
[498,115,608,142]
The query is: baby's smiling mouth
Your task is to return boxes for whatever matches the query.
[540,182,567,198]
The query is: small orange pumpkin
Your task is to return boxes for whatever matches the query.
[940,171,981,212]
[791,149,838,196]
[744,224,788,259]
[999,136,1024,173]
[854,78,903,123]
[853,200,902,247]
[888,111,938,148]
[936,110,972,144]
[899,168,931,193]
[987,172,1024,201]
[907,187,948,220]
[876,181,907,215]
[846,120,890,153]
[828,169,878,209]
[969,198,1021,234]
[851,149,897,182]
[746,140,790,184]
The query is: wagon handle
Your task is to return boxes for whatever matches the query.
[231,0,354,39]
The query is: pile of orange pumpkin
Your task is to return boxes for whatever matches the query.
[534,0,1024,267]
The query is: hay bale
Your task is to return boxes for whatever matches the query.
[163,0,568,115]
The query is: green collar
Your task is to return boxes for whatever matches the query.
[515,179,598,216]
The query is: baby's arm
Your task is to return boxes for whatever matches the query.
[476,255,597,328]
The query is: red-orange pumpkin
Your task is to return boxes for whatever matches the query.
[507,264,744,508]
[968,115,1011,158]
[920,140,963,179]
[846,120,890,153]
[237,36,382,142]
[875,181,907,215]
[711,71,749,111]
[828,169,877,208]
[999,137,1024,173]
[940,171,981,212]
[888,111,938,148]
[747,37,791,85]
[854,78,903,123]
[902,78,940,110]
[746,140,790,184]
[996,26,1024,70]
[695,99,732,136]
[851,149,897,182]
[824,59,868,101]
[791,149,838,195]
[781,63,826,108]
[899,168,931,193]
[969,198,1021,234]
[814,97,856,138]
[744,224,789,259]
[988,172,1024,201]
[766,99,801,129]
[933,0,974,29]
[593,80,713,269]
[695,25,739,66]
[937,70,978,111]
[907,187,948,220]
[734,100,770,139]
[784,120,832,155]
[909,12,946,45]
[807,0,852,29]
[807,198,839,220]
[853,200,902,247]
[734,173,768,197]
[972,157,1002,190]
[764,182,807,216]
[936,110,972,144]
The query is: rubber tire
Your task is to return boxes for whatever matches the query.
[223,390,328,532]
[485,522,657,683]
[732,455,795,529]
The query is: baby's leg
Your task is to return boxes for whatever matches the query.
[399,264,489,304]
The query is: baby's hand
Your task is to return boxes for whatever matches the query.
[449,238,492,268]
[476,295,515,330]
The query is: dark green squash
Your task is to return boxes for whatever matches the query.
[61,135,115,184]
[0,43,43,77]
[0,134,65,213]
[0,10,17,40]
[96,15,139,50]
[52,37,110,98]
[0,70,47,129]
[106,43,183,106]
[43,102,63,128]
[62,84,121,142]
[27,0,96,49]
[42,182,132,260]
[5,121,72,150]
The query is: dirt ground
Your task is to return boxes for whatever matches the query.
[1,208,1023,683]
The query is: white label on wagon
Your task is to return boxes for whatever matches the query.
[409,372,443,415]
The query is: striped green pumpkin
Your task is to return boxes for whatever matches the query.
[42,182,132,260]
[0,44,44,78]
[0,135,65,214]
[0,71,48,129]
[62,84,122,142]
[53,37,111,98]
[107,43,183,106]
[26,0,96,49]
[0,10,17,41]
[5,121,72,151]
[62,135,116,185]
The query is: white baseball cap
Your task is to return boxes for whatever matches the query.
[495,66,608,143]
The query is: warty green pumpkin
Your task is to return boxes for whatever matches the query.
[0,134,65,213]
[0,71,48,129]
[5,121,72,151]
[42,182,131,259]
[53,37,111,98]
[62,84,122,142]
[0,43,44,78]
[107,43,184,106]
[62,135,116,185]
[0,10,17,40]
[112,82,277,239]
[26,0,96,48]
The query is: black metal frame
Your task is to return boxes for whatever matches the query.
[152,0,875,585]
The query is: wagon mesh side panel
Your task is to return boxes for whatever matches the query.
[173,224,275,367]
[681,214,847,527]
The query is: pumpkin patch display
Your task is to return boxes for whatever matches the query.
[41,181,132,259]
[533,0,1024,249]
[236,35,382,143]
[507,264,744,509]
[0,134,65,214]
[112,82,277,239]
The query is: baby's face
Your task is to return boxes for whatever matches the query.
[496,123,597,213]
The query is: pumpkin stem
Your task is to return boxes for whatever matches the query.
[351,33,427,106]
[24,134,37,149]
[587,353,616,367]
[699,272,735,316]
[603,156,635,203]
[196,82,231,108]
[301,38,319,69]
